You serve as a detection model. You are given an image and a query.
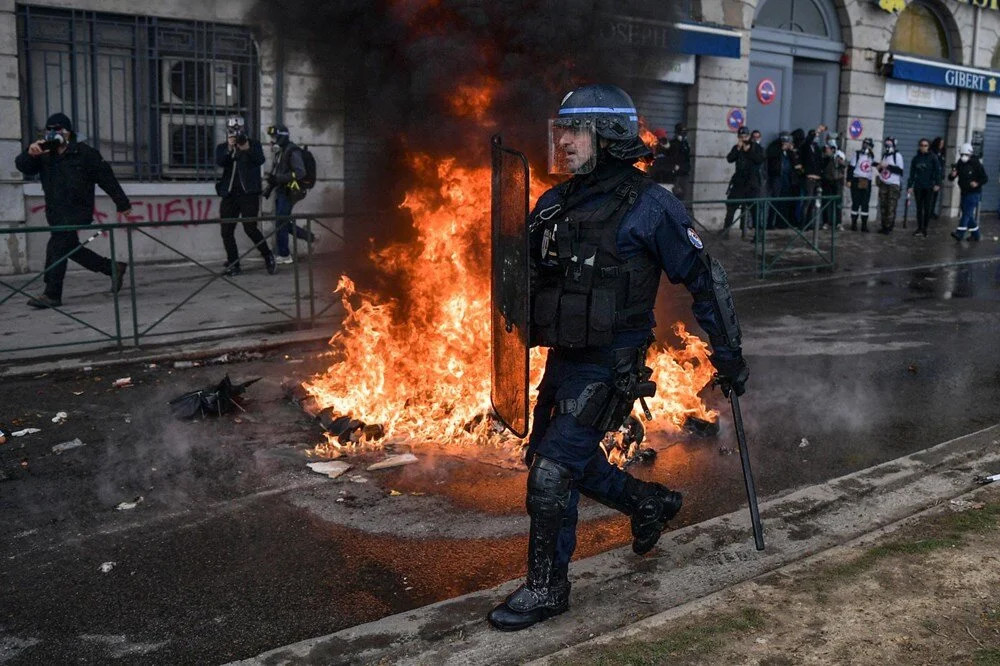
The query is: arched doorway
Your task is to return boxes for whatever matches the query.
[747,0,845,143]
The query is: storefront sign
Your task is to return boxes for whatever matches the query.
[726,108,744,131]
[884,79,957,111]
[954,0,1000,11]
[849,119,864,140]
[598,17,741,59]
[756,79,776,105]
[889,53,1000,96]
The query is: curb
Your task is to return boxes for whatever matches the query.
[230,423,1000,666]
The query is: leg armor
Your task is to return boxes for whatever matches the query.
[487,456,573,631]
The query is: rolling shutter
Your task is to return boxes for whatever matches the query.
[882,104,950,219]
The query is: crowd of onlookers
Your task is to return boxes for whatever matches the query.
[649,123,989,242]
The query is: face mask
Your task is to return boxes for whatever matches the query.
[960,155,970,163]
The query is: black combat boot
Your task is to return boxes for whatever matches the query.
[626,478,683,555]
[488,457,572,631]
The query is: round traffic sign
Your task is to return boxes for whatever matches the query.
[756,79,777,105]
[849,119,864,140]
[726,108,745,131]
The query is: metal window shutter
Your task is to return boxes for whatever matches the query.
[981,114,1000,214]
[882,104,951,219]
[630,82,688,135]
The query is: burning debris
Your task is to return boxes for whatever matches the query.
[307,461,352,479]
[367,453,418,471]
[169,375,261,420]
[683,415,721,438]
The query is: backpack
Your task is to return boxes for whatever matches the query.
[298,145,317,189]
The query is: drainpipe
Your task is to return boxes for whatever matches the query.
[965,6,981,142]
[274,34,285,125]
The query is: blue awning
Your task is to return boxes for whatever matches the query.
[888,53,1000,96]
[677,22,741,59]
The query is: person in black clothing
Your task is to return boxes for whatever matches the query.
[906,138,942,237]
[820,139,846,229]
[766,133,799,228]
[949,143,988,241]
[721,126,764,237]
[929,137,946,219]
[15,112,132,309]
[797,127,825,228]
[215,115,275,276]
[666,122,691,202]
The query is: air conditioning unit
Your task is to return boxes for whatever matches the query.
[160,114,228,177]
[160,58,240,108]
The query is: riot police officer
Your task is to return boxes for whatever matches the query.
[487,84,748,632]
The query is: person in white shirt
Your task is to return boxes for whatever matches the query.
[876,137,905,234]
[848,138,876,231]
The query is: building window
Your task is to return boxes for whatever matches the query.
[17,6,259,182]
[754,0,832,38]
[890,2,950,61]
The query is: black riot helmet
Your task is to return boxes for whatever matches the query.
[267,123,290,147]
[549,83,652,174]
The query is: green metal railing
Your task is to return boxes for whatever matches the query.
[691,193,842,278]
[0,214,346,356]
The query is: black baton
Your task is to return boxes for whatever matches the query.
[729,389,765,551]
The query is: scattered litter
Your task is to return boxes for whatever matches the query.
[411,492,426,496]
[51,411,68,424]
[367,453,418,471]
[0,425,9,445]
[83,366,93,372]
[798,438,810,448]
[636,448,658,463]
[285,359,304,364]
[115,496,144,511]
[405,586,413,591]
[755,638,768,645]
[336,497,345,503]
[306,461,352,479]
[975,473,1000,485]
[169,375,261,420]
[907,364,918,374]
[52,438,86,454]
[99,562,116,574]
[949,498,986,512]
[124,415,131,424]
[348,475,369,484]
[389,489,402,496]
[683,415,720,437]
[718,446,735,456]
[173,361,200,369]
[72,390,84,396]
[148,363,158,369]
[11,428,41,437]
[112,377,132,388]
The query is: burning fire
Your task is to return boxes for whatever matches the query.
[303,154,716,456]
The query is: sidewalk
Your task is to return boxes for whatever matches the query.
[538,484,1000,665]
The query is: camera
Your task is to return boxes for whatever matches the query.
[41,129,66,152]
[228,130,248,146]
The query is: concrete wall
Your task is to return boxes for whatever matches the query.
[1,0,346,275]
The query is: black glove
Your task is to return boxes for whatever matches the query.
[712,355,748,397]
[266,174,278,187]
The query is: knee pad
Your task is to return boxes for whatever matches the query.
[526,456,573,520]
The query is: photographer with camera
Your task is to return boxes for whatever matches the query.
[14,112,132,309]
[264,124,314,264]
[720,125,764,238]
[215,116,274,276]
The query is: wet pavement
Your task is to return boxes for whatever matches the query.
[2,243,1000,664]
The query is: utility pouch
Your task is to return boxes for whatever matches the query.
[563,243,597,294]
[571,382,612,429]
[532,286,561,347]
[587,288,615,347]
[557,293,588,348]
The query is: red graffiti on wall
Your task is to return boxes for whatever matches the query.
[28,197,216,225]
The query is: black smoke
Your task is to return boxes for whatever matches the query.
[250,0,682,167]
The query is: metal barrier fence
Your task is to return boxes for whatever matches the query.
[691,193,842,278]
[0,213,345,357]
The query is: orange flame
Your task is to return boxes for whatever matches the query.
[304,154,715,458]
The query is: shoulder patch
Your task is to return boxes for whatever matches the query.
[686,227,704,250]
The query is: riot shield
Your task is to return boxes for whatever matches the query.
[490,135,530,437]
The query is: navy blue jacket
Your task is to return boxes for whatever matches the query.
[15,140,130,226]
[215,140,265,196]
[529,174,741,362]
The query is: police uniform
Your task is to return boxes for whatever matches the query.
[488,84,747,632]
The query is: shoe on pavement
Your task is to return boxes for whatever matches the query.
[275,255,294,265]
[223,263,242,277]
[264,254,277,275]
[486,580,571,632]
[950,231,964,242]
[111,262,128,294]
[27,294,61,309]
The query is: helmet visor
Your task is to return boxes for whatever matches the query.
[548,119,597,175]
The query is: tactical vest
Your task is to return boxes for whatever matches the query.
[531,169,660,350]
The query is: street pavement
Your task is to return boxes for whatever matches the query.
[1,221,999,664]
